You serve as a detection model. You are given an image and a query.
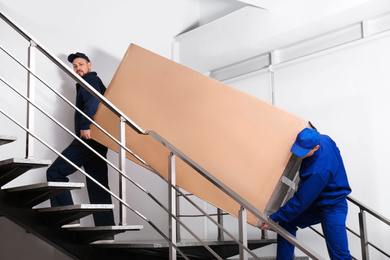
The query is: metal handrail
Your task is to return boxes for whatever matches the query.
[305,196,390,259]
[0,47,149,174]
[0,11,144,135]
[347,196,390,227]
[347,196,390,259]
[0,8,325,259]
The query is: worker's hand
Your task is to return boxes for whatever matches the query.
[80,129,91,140]
[259,223,269,230]
[258,221,271,230]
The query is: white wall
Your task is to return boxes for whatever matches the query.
[0,1,200,259]
[224,33,390,259]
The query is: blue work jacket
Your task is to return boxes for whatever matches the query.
[74,72,106,137]
[270,134,352,223]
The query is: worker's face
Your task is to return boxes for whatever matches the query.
[72,57,91,77]
[302,145,320,158]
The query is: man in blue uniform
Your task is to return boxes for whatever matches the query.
[46,52,115,227]
[260,128,352,259]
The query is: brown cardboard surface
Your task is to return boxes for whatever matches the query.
[91,44,308,226]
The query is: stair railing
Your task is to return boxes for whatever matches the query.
[308,196,390,260]
[1,60,248,260]
[0,9,325,260]
[0,64,267,260]
[0,79,238,260]
[347,196,390,259]
[0,11,267,260]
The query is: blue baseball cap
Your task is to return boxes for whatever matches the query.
[291,128,320,157]
[68,52,90,63]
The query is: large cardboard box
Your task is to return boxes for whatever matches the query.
[91,44,308,226]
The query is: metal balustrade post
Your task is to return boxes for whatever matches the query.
[119,117,127,225]
[359,210,370,260]
[261,229,268,239]
[169,153,177,260]
[238,207,248,260]
[217,208,224,241]
[176,187,181,242]
[26,40,36,159]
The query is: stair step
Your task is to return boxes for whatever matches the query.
[35,204,114,226]
[0,158,51,187]
[0,135,17,146]
[90,239,277,259]
[3,182,84,207]
[229,257,308,260]
[66,225,143,244]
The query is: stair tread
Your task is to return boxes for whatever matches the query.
[36,204,114,213]
[3,182,85,208]
[36,204,115,226]
[0,157,51,166]
[229,257,308,260]
[0,158,52,187]
[66,225,143,231]
[88,238,283,259]
[91,238,277,248]
[0,135,17,145]
[4,182,85,192]
[64,225,143,244]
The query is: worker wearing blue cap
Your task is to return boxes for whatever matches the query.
[46,52,115,229]
[260,128,352,259]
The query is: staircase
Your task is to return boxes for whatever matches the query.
[0,135,143,259]
[0,135,283,260]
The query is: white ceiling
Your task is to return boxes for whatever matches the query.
[235,0,289,9]
[176,0,390,73]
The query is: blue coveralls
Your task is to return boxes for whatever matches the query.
[46,72,115,226]
[270,135,352,260]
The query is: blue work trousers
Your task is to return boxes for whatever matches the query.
[277,201,351,260]
[46,138,115,226]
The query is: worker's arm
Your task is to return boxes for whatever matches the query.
[269,170,331,224]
